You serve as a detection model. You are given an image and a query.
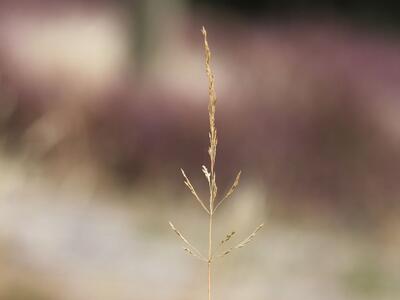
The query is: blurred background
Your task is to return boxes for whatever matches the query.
[0,0,400,299]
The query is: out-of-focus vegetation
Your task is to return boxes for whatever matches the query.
[0,1,399,299]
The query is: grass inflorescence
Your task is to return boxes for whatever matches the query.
[169,26,263,300]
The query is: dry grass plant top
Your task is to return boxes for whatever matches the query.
[169,27,263,300]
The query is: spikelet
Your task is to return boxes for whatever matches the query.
[183,247,207,261]
[217,224,264,258]
[202,165,211,184]
[220,231,236,245]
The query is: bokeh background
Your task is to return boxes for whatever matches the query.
[0,1,400,299]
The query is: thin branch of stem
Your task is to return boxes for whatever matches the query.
[213,170,242,213]
[181,168,210,214]
[183,247,208,262]
[169,221,207,261]
[215,223,264,258]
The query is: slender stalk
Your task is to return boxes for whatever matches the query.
[208,213,212,300]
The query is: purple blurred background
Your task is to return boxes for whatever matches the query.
[0,1,399,299]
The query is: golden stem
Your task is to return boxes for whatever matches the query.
[208,212,213,300]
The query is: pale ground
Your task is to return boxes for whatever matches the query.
[0,157,399,300]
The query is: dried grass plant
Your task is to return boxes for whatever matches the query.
[169,27,263,300]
